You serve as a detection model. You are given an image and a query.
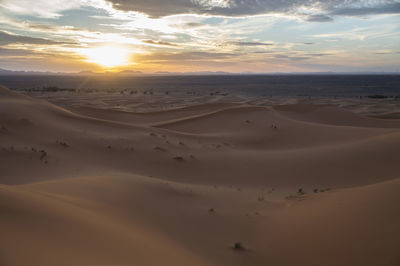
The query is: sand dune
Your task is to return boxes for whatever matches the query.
[0,85,399,265]
[274,104,400,128]
[68,102,238,125]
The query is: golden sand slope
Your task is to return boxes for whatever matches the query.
[0,85,399,266]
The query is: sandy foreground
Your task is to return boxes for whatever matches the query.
[0,85,399,266]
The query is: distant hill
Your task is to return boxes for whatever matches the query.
[0,68,398,76]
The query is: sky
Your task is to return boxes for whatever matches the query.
[0,0,399,73]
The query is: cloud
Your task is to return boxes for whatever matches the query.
[142,39,178,46]
[171,22,207,29]
[0,47,37,56]
[306,14,333,22]
[105,0,400,19]
[374,50,396,55]
[0,31,74,45]
[331,2,400,17]
[136,51,236,62]
[0,0,82,18]
[182,22,206,28]
[306,53,332,57]
[232,41,273,46]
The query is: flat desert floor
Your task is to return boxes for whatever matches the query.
[0,85,399,266]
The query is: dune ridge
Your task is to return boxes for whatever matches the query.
[0,86,399,266]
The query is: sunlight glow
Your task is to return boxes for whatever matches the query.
[82,46,131,67]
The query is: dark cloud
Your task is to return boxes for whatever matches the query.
[252,50,275,54]
[105,0,400,19]
[184,22,205,27]
[0,47,36,56]
[306,14,333,22]
[232,41,273,46]
[176,22,207,29]
[107,0,196,17]
[142,39,178,46]
[306,53,332,57]
[332,3,400,16]
[0,31,74,45]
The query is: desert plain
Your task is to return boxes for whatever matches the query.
[0,84,399,266]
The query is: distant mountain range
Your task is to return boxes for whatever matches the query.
[0,68,233,76]
[0,68,398,76]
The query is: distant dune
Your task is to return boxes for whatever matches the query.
[0,85,399,266]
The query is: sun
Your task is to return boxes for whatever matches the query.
[82,46,130,67]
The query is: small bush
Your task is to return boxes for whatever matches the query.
[154,146,167,152]
[39,150,47,161]
[56,140,69,148]
[233,242,245,251]
[173,156,184,161]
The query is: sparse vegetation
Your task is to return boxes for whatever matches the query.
[39,150,47,161]
[366,94,388,99]
[233,242,245,251]
[25,86,75,92]
[173,156,184,161]
[56,140,69,148]
[154,146,167,152]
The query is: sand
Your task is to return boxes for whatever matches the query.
[0,85,399,266]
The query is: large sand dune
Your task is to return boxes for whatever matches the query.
[0,85,399,266]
